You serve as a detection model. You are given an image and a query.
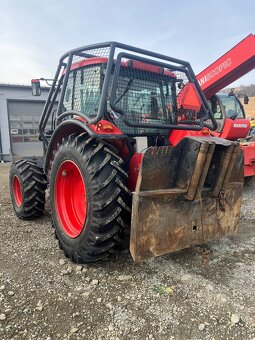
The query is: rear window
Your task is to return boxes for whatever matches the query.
[63,65,102,117]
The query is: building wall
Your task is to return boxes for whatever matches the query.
[0,85,50,161]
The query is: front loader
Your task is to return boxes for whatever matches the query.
[9,42,244,263]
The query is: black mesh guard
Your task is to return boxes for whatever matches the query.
[109,53,208,135]
[41,42,217,141]
[109,62,177,135]
[62,46,111,119]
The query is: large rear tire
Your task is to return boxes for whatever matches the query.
[49,133,131,263]
[9,160,47,219]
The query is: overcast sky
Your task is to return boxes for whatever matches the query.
[0,0,254,86]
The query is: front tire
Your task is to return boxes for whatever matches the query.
[9,160,47,219]
[49,133,131,263]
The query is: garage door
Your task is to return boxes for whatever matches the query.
[8,100,52,160]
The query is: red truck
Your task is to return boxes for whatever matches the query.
[197,34,255,182]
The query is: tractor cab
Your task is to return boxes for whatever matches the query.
[33,47,217,148]
[61,58,180,137]
[208,92,250,139]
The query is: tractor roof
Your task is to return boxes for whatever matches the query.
[64,57,176,78]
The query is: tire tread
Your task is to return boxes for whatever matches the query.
[10,160,47,220]
[50,132,131,263]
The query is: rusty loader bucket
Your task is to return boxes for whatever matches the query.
[130,136,244,262]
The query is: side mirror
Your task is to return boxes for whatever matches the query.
[31,79,41,96]
[177,81,184,90]
[244,95,249,105]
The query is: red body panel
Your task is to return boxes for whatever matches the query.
[197,34,255,99]
[123,60,176,78]
[241,142,255,177]
[168,129,208,146]
[71,57,108,71]
[65,57,177,77]
[128,153,143,191]
[211,118,251,140]
[62,57,108,75]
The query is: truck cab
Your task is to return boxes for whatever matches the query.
[208,92,250,140]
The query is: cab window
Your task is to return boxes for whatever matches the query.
[62,65,102,117]
[220,95,244,119]
[209,96,222,119]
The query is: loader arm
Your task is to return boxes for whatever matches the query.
[196,34,255,99]
[197,34,255,99]
[193,34,255,180]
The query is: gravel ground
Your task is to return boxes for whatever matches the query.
[0,163,255,340]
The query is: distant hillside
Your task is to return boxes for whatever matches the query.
[221,85,255,118]
[240,96,255,119]
[222,84,255,97]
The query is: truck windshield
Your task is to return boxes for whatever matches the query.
[218,93,245,119]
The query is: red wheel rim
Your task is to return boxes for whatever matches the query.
[13,175,22,207]
[55,160,87,238]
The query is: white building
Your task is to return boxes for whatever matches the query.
[0,84,51,162]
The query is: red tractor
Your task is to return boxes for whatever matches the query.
[9,42,243,263]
